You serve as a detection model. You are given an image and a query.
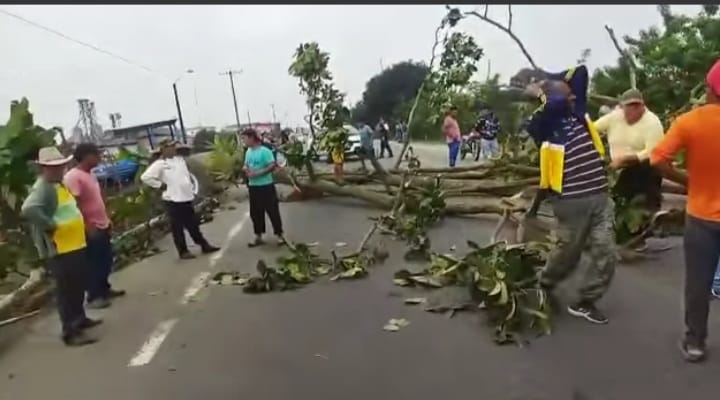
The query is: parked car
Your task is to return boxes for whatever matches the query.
[305,125,362,163]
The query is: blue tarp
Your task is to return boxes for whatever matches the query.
[92,159,140,183]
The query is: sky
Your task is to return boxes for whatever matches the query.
[0,4,704,134]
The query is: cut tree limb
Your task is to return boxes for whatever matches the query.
[604,24,637,90]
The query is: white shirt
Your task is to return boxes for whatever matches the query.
[140,156,196,203]
[594,108,665,161]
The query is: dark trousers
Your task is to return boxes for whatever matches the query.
[48,249,88,338]
[379,137,393,158]
[613,161,663,210]
[248,184,283,236]
[163,201,210,255]
[85,228,113,302]
[683,215,720,348]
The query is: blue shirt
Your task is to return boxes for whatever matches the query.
[245,146,275,186]
[359,125,373,150]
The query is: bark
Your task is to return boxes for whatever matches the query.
[605,24,638,90]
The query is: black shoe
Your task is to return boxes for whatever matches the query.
[202,245,221,254]
[567,303,608,324]
[62,332,98,347]
[78,318,103,330]
[179,252,197,260]
[107,289,126,298]
[679,340,706,363]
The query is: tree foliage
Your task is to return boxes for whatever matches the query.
[591,5,720,123]
[0,99,57,279]
[351,61,430,125]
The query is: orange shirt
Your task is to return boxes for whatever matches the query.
[650,104,720,222]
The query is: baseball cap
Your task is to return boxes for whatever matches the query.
[707,58,720,96]
[619,88,644,106]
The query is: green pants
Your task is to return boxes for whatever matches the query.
[540,192,617,304]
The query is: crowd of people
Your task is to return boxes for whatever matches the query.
[18,58,720,364]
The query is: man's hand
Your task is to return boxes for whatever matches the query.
[609,157,625,170]
[524,82,544,98]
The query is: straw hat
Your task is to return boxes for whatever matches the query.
[36,146,73,166]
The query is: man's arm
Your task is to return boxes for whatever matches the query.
[140,160,164,189]
[63,171,83,199]
[612,114,666,169]
[21,184,56,232]
[593,111,614,136]
[650,116,688,186]
[247,149,277,177]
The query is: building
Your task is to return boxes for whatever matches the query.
[102,119,185,154]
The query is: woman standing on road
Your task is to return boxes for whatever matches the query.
[443,106,462,167]
[241,128,286,247]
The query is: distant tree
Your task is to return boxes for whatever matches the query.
[192,129,217,153]
[351,61,430,125]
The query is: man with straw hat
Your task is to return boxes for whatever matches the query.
[21,146,101,347]
[140,139,219,259]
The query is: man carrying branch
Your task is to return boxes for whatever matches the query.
[650,59,720,363]
[524,65,616,325]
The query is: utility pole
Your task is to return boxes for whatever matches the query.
[246,109,252,125]
[173,83,187,143]
[270,103,277,123]
[219,69,243,137]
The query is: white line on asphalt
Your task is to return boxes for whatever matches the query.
[128,319,178,367]
[209,211,249,268]
[180,271,212,305]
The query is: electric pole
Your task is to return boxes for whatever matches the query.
[270,103,277,123]
[219,69,243,136]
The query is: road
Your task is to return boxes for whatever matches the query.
[0,143,718,400]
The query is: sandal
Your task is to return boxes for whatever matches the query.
[248,237,265,248]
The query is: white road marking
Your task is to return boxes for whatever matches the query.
[209,211,249,268]
[128,319,178,367]
[180,271,212,305]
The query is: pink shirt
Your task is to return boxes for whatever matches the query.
[443,115,461,143]
[64,167,111,229]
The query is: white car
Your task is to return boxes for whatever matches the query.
[307,125,362,163]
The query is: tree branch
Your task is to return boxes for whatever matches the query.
[463,7,538,70]
[604,24,637,89]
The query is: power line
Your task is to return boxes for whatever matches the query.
[0,8,157,75]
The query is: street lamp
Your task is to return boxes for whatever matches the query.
[172,68,194,144]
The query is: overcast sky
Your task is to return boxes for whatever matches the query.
[0,4,703,133]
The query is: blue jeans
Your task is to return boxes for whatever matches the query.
[480,138,500,159]
[448,140,460,167]
[714,261,720,291]
[85,228,113,302]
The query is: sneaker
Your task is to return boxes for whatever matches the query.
[248,237,265,248]
[567,303,609,324]
[679,340,706,363]
[179,252,196,260]
[711,288,720,300]
[62,332,98,347]
[201,245,221,255]
[87,298,111,309]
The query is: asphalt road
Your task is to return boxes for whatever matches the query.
[0,143,717,400]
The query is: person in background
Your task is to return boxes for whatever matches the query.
[377,118,393,158]
[649,58,720,363]
[443,106,462,167]
[524,65,615,325]
[476,109,501,160]
[241,128,286,247]
[22,147,101,346]
[394,121,405,142]
[140,139,219,260]
[64,143,125,310]
[357,121,375,171]
[594,89,665,214]
[331,141,345,183]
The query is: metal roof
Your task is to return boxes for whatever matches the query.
[105,119,177,136]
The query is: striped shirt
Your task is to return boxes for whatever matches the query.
[560,116,608,199]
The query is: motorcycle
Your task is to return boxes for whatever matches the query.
[460,132,481,161]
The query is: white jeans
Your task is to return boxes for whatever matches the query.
[480,138,499,159]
